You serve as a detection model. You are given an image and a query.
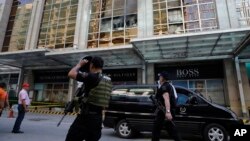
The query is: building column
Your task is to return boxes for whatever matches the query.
[215,0,230,29]
[235,57,248,117]
[146,63,155,84]
[137,68,142,84]
[73,0,90,49]
[25,0,45,50]
[224,59,242,116]
[0,0,13,51]
[138,0,153,38]
[240,63,250,117]
[226,0,239,28]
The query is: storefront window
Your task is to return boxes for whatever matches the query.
[34,83,68,103]
[38,0,79,49]
[88,0,138,48]
[0,73,19,97]
[172,80,188,88]
[172,79,225,105]
[156,62,225,105]
[33,70,69,103]
[206,80,225,105]
[152,0,218,35]
[2,0,34,52]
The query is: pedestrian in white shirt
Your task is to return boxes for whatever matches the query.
[12,83,30,133]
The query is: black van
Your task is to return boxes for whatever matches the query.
[103,85,244,141]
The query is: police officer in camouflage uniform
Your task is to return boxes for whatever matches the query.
[65,56,112,141]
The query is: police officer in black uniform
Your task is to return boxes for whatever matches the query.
[65,56,111,141]
[152,71,181,141]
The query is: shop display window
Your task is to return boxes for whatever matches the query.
[172,79,225,106]
[172,80,188,88]
[34,83,69,103]
[0,74,19,98]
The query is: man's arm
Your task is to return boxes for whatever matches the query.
[163,92,173,120]
[21,99,27,112]
[68,59,89,79]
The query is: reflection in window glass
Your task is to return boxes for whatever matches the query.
[88,0,138,48]
[38,0,78,49]
[2,0,34,52]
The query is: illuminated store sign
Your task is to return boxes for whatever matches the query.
[155,62,223,80]
[176,68,199,78]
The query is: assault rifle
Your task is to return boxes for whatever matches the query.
[149,95,166,115]
[57,83,85,127]
[149,95,176,125]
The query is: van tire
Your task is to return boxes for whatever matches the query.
[115,119,135,138]
[203,123,230,141]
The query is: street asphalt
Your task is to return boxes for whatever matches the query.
[0,110,194,141]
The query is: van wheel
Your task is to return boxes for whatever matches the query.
[115,120,134,138]
[203,123,230,141]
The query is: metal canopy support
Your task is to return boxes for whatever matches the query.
[233,32,250,56]
[142,61,146,84]
[235,57,248,117]
[210,34,222,55]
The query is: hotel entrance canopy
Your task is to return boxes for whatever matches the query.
[0,49,64,69]
[131,28,250,63]
[45,46,142,68]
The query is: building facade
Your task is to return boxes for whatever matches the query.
[0,0,250,117]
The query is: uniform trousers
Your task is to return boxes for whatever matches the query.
[152,110,181,141]
[65,104,103,141]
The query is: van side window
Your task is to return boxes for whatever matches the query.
[176,88,193,106]
[111,89,128,101]
[177,93,189,105]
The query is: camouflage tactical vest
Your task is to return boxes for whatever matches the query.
[86,75,112,108]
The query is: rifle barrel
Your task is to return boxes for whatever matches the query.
[57,114,66,127]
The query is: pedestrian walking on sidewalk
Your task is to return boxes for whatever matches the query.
[12,83,30,133]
